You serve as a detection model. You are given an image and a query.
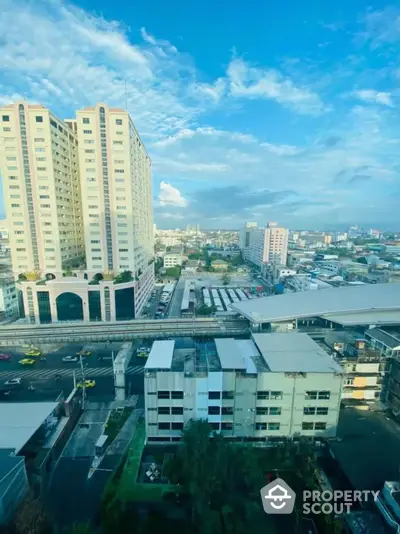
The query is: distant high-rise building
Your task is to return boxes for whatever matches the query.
[240,222,288,267]
[0,102,84,278]
[239,222,258,254]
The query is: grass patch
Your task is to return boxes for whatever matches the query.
[104,407,133,444]
[116,419,178,503]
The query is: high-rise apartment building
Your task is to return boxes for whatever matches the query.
[0,102,154,323]
[0,103,84,278]
[75,104,153,280]
[240,222,288,267]
[239,222,257,259]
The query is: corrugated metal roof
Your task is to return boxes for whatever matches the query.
[0,402,59,454]
[365,328,400,349]
[214,338,246,370]
[252,333,343,373]
[322,310,400,326]
[230,283,400,324]
[145,340,175,369]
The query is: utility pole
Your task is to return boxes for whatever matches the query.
[79,353,86,411]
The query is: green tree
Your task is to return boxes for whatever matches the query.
[221,272,232,285]
[12,492,52,534]
[230,253,244,266]
[188,252,202,260]
[165,267,181,278]
[171,421,280,534]
[196,304,215,316]
[62,522,92,534]
[114,270,133,284]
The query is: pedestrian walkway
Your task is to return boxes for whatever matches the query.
[0,365,144,381]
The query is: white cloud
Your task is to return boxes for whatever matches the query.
[154,157,229,173]
[261,142,302,156]
[191,78,226,102]
[226,57,325,115]
[152,127,257,148]
[351,89,393,107]
[157,212,185,220]
[140,27,178,54]
[0,0,196,140]
[158,182,188,207]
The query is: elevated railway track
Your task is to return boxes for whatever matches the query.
[0,318,250,345]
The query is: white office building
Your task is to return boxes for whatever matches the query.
[144,334,343,443]
[163,248,183,268]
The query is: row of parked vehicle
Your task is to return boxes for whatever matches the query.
[155,290,172,318]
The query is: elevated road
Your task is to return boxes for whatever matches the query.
[0,318,250,345]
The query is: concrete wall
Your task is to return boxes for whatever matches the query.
[145,368,343,442]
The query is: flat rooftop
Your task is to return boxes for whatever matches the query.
[0,402,59,453]
[144,340,175,370]
[229,283,400,324]
[214,338,246,370]
[252,333,344,373]
[145,334,342,374]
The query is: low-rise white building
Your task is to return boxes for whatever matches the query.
[262,264,296,282]
[163,247,183,268]
[285,274,333,293]
[144,334,343,443]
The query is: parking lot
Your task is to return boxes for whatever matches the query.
[0,341,148,402]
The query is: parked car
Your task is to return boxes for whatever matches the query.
[0,353,12,362]
[62,356,79,363]
[19,358,36,365]
[77,379,96,389]
[4,378,22,386]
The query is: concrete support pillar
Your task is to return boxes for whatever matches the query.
[99,288,106,322]
[110,287,116,322]
[49,288,58,322]
[82,296,90,322]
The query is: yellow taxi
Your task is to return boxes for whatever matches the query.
[24,349,41,357]
[76,350,92,357]
[19,358,36,365]
[77,379,96,389]
[136,346,151,358]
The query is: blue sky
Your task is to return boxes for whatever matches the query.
[1,0,400,229]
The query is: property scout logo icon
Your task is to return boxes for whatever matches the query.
[261,478,379,516]
[260,478,296,515]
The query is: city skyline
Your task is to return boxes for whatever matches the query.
[1,1,400,230]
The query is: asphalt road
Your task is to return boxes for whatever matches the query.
[139,286,163,319]
[48,404,141,526]
[331,407,400,491]
[0,341,148,401]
